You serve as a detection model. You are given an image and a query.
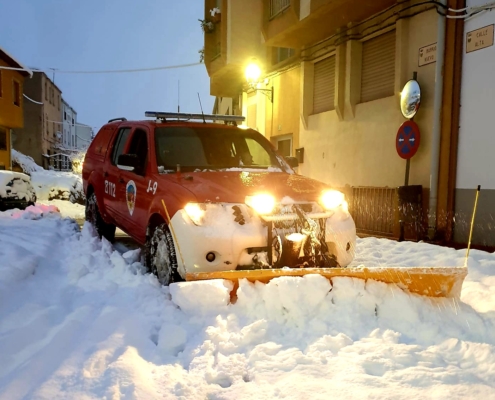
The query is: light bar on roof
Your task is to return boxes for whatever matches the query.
[145,111,245,122]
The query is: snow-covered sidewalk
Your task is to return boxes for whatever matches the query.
[0,206,495,399]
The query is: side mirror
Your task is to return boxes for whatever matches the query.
[117,154,139,171]
[285,156,299,168]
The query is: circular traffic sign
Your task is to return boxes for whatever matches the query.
[396,120,420,159]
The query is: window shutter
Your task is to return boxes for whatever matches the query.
[313,55,335,114]
[360,30,396,103]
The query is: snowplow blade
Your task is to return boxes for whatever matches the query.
[186,267,468,299]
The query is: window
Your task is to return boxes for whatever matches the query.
[0,71,2,97]
[13,80,21,106]
[72,118,74,125]
[126,129,149,175]
[277,138,292,157]
[111,128,132,165]
[45,81,48,100]
[64,111,67,120]
[360,30,396,103]
[0,128,7,150]
[313,55,336,114]
[273,47,295,65]
[270,0,290,18]
[51,87,54,104]
[154,127,281,171]
[57,95,60,110]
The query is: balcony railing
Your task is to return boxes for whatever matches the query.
[270,0,290,19]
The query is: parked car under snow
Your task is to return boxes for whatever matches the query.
[0,171,37,211]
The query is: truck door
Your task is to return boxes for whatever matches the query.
[105,127,132,219]
[115,127,150,240]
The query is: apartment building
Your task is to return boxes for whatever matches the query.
[13,72,63,169]
[75,123,93,150]
[62,98,77,150]
[203,0,493,248]
[0,47,32,170]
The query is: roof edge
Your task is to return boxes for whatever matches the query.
[0,47,33,78]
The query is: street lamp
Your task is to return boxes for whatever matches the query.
[244,60,273,102]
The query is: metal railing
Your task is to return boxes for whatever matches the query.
[350,187,397,237]
[270,0,290,18]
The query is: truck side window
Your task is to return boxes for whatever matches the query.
[111,128,131,165]
[127,129,148,175]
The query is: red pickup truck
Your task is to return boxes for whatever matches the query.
[83,112,356,285]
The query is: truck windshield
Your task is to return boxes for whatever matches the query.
[154,126,283,172]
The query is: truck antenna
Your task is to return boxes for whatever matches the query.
[197,93,206,123]
[177,80,180,113]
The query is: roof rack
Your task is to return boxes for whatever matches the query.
[145,111,245,123]
[108,117,127,123]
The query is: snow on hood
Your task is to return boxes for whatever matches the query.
[0,209,495,398]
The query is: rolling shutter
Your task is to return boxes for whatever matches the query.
[360,31,396,103]
[313,55,335,114]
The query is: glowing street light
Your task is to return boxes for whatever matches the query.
[244,59,273,102]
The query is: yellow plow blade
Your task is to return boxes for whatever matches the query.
[186,267,468,299]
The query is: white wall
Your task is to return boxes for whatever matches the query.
[457,0,495,190]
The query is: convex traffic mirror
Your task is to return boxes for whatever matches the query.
[400,79,421,119]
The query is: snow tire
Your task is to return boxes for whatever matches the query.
[85,192,116,242]
[145,223,182,286]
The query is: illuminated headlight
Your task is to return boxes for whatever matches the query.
[245,194,276,215]
[320,190,345,210]
[184,203,205,225]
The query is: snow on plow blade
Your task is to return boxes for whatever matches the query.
[186,267,468,299]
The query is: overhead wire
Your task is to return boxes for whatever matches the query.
[0,62,202,75]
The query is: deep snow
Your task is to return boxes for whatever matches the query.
[0,205,495,399]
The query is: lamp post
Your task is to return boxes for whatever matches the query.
[244,61,273,102]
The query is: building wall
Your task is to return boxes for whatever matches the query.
[14,73,62,167]
[75,124,93,150]
[297,10,438,195]
[454,0,495,247]
[62,100,77,149]
[0,59,25,169]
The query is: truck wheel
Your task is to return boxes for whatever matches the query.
[85,192,116,242]
[146,223,182,285]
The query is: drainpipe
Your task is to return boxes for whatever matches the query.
[428,0,447,240]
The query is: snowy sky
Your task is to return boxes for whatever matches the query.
[0,0,214,131]
[1,205,495,398]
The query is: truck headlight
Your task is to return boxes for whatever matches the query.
[184,203,205,225]
[245,194,276,215]
[320,190,345,210]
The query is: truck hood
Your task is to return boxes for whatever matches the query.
[168,171,331,203]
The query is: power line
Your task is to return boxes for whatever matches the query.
[0,62,202,75]
[23,93,43,105]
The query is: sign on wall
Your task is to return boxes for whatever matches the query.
[466,25,494,53]
[418,43,437,66]
[396,121,421,160]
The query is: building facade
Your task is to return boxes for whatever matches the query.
[202,0,493,248]
[75,123,93,150]
[0,47,32,170]
[14,72,63,169]
[62,98,77,150]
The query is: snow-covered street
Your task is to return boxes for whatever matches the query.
[1,205,494,399]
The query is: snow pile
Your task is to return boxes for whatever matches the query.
[11,149,43,174]
[30,170,85,204]
[0,211,495,398]
[11,149,85,205]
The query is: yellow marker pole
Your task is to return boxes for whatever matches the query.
[465,185,481,267]
[161,199,186,268]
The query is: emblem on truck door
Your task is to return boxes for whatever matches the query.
[126,180,136,216]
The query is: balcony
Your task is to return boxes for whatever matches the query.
[262,0,396,48]
[204,0,264,98]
